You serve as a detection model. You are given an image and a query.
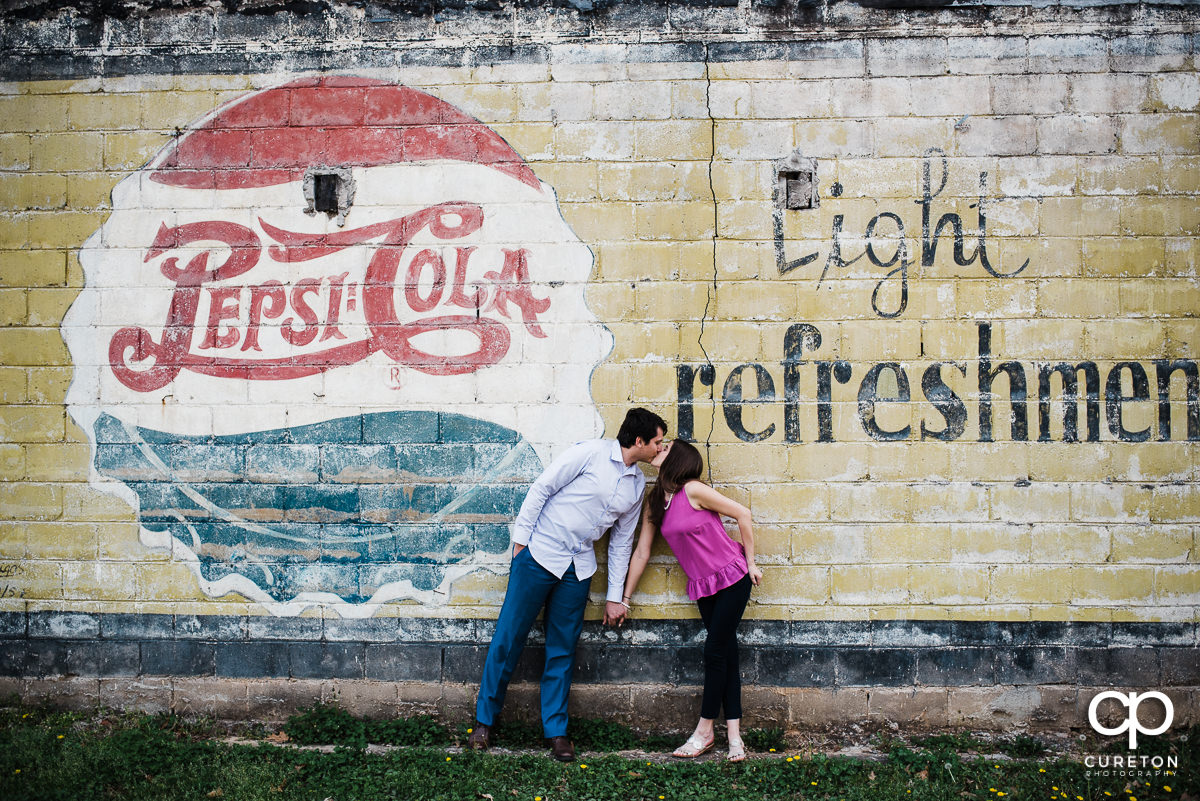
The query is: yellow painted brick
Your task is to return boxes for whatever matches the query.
[558,201,634,243]
[712,280,798,323]
[489,123,554,162]
[605,321,681,363]
[0,521,28,559]
[1161,155,1200,193]
[23,443,90,481]
[1164,237,1200,277]
[989,483,1071,524]
[98,130,173,172]
[786,443,870,482]
[446,568,508,605]
[1028,444,1111,482]
[0,480,62,520]
[27,367,71,404]
[717,200,775,245]
[705,443,789,484]
[0,174,67,211]
[0,133,32,170]
[789,523,869,563]
[0,367,26,404]
[595,242,678,282]
[626,363,680,408]
[434,83,519,123]
[1111,525,1192,563]
[27,210,105,250]
[599,161,710,203]
[830,482,911,523]
[996,319,1086,360]
[908,565,990,604]
[67,92,143,131]
[0,93,71,133]
[23,521,99,560]
[1030,524,1112,563]
[1121,279,1200,317]
[1150,484,1200,523]
[61,560,142,602]
[1070,482,1154,523]
[0,405,64,444]
[1077,156,1164,196]
[1039,196,1123,238]
[868,442,951,481]
[590,364,633,405]
[979,236,1082,280]
[30,132,104,172]
[1082,236,1166,277]
[0,443,24,479]
[635,201,715,242]
[62,484,137,523]
[26,288,76,327]
[1108,443,1194,482]
[698,321,765,362]
[98,521,168,562]
[2,559,60,601]
[989,565,1073,603]
[0,217,29,250]
[553,121,635,162]
[0,249,68,288]
[956,278,1039,318]
[0,288,26,325]
[867,523,950,563]
[876,118,955,159]
[66,172,122,209]
[911,482,991,523]
[1071,565,1157,604]
[712,240,773,281]
[1120,114,1200,155]
[1036,279,1121,318]
[142,89,221,128]
[752,483,830,524]
[947,523,1031,563]
[1083,320,1166,358]
[635,280,710,322]
[839,321,922,360]
[831,565,909,605]
[634,120,713,162]
[1121,197,1200,238]
[950,604,1033,622]
[529,162,598,202]
[1154,566,1200,604]
[710,159,773,202]
[137,560,214,602]
[0,328,69,366]
[753,565,830,605]
[747,523,794,561]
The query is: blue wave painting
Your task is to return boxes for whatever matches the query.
[92,410,542,604]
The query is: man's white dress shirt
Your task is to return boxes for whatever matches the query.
[511,439,645,603]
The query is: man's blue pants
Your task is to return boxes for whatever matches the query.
[475,547,592,738]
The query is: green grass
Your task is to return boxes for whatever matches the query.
[0,701,1194,801]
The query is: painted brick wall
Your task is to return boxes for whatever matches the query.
[0,1,1197,732]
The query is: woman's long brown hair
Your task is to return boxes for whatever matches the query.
[646,439,705,530]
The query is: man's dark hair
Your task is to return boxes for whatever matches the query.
[616,408,668,448]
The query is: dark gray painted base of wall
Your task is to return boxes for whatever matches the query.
[1,612,1196,689]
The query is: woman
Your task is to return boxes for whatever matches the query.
[619,440,763,762]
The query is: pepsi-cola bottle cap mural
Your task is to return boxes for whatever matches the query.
[62,76,612,617]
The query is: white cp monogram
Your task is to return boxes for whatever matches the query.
[1087,691,1174,749]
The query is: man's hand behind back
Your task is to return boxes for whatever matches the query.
[602,601,627,627]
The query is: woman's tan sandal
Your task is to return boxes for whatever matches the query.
[727,738,746,762]
[672,734,715,758]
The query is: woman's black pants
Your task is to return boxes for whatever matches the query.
[695,573,752,721]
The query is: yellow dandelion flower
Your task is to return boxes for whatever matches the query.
[580,764,587,769]
[1165,787,1172,792]
[57,735,64,739]
[999,794,1007,798]
[1039,769,1046,773]
[467,728,473,734]
[811,782,818,786]
[769,748,776,753]
[445,757,451,762]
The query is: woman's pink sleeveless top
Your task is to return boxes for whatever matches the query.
[659,483,749,601]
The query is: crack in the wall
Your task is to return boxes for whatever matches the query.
[701,41,718,483]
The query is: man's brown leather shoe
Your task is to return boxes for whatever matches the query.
[467,723,492,750]
[549,735,575,762]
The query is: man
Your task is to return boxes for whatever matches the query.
[467,407,668,761]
